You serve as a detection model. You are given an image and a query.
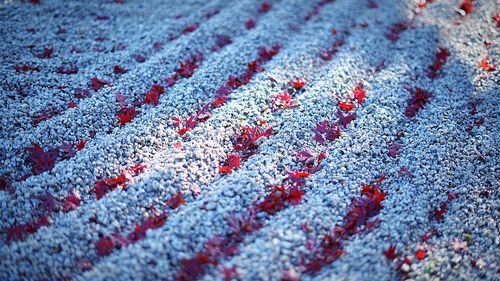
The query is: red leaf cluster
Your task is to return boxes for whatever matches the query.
[172,115,198,135]
[257,185,304,215]
[96,211,168,257]
[176,212,261,280]
[116,106,140,126]
[428,47,450,79]
[143,84,165,106]
[404,87,432,117]
[232,126,273,157]
[93,163,147,199]
[301,177,387,272]
[5,215,49,242]
[27,143,58,175]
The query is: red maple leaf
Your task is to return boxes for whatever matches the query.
[245,19,256,29]
[143,84,165,106]
[113,65,128,74]
[15,65,40,73]
[271,91,297,111]
[338,101,354,111]
[385,21,413,41]
[459,0,473,15]
[76,139,87,150]
[404,87,432,117]
[5,224,26,242]
[383,245,399,260]
[67,100,77,109]
[89,77,111,91]
[182,23,199,33]
[175,55,202,78]
[211,34,232,52]
[95,235,114,256]
[286,170,310,185]
[27,143,58,175]
[32,107,61,127]
[313,120,341,144]
[117,107,139,126]
[432,202,448,221]
[352,83,366,104]
[493,13,500,25]
[387,143,401,158]
[222,267,238,281]
[56,65,78,75]
[165,192,185,209]
[219,153,241,174]
[134,53,146,63]
[415,248,427,260]
[287,78,306,90]
[258,2,272,13]
[115,92,128,107]
[34,192,57,215]
[479,55,496,71]
[63,190,81,212]
[34,47,53,59]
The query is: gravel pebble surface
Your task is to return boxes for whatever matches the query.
[0,0,498,280]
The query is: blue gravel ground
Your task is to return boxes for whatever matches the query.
[0,0,498,280]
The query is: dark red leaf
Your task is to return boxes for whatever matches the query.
[116,107,139,126]
[165,192,185,209]
[27,143,58,175]
[383,245,399,260]
[95,236,114,256]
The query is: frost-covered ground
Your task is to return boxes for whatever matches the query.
[0,0,498,280]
